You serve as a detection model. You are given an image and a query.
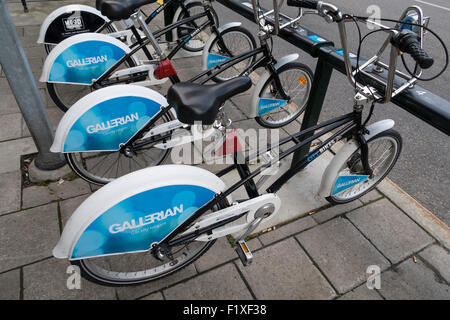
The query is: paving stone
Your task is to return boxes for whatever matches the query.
[194,237,262,273]
[0,93,20,115]
[163,263,253,300]
[0,137,37,174]
[116,264,197,300]
[0,203,59,272]
[0,269,21,300]
[418,244,450,283]
[22,185,58,209]
[311,200,363,224]
[296,218,390,294]
[22,107,64,137]
[358,190,383,204]
[0,171,21,215]
[27,161,72,183]
[59,194,91,227]
[47,178,91,200]
[23,258,117,300]
[377,179,450,250]
[139,292,164,300]
[338,284,383,300]
[347,199,434,264]
[378,258,450,300]
[0,113,22,142]
[257,216,317,246]
[237,238,336,299]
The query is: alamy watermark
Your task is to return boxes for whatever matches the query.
[366,265,381,290]
[169,122,281,176]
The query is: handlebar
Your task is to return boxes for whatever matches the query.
[286,0,435,103]
[392,29,434,69]
[286,0,319,10]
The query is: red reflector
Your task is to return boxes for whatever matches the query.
[154,58,177,79]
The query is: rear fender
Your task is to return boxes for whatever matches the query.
[40,33,131,85]
[50,85,171,153]
[37,5,114,45]
[53,165,231,260]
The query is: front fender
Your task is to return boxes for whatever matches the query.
[53,165,230,260]
[37,5,112,45]
[51,85,169,153]
[318,119,395,198]
[248,54,299,118]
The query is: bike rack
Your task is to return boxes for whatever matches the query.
[215,0,450,168]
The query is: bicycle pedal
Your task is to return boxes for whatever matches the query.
[235,240,253,266]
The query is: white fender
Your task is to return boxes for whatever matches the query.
[318,119,395,198]
[53,165,231,260]
[248,54,299,118]
[40,33,132,85]
[50,84,176,153]
[201,22,243,70]
[37,5,113,45]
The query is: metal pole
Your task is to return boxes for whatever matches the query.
[0,0,66,170]
[291,56,334,168]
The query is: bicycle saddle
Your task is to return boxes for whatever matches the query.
[167,77,252,125]
[100,0,157,21]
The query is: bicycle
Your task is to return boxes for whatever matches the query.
[40,0,252,112]
[201,0,313,128]
[49,0,314,184]
[51,1,447,285]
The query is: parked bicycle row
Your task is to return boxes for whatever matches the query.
[36,0,447,285]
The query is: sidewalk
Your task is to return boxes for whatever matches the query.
[0,1,449,300]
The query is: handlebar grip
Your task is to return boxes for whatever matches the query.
[392,30,434,69]
[286,0,319,9]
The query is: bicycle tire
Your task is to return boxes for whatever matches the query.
[175,1,219,52]
[65,110,174,185]
[72,201,228,286]
[206,26,257,83]
[326,129,402,204]
[255,62,313,128]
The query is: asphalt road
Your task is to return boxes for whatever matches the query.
[212,0,450,224]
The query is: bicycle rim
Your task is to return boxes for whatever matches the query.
[330,131,401,203]
[66,113,173,185]
[208,29,255,82]
[176,3,218,52]
[256,63,313,128]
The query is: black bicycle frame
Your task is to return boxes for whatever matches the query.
[159,108,371,247]
[95,6,217,86]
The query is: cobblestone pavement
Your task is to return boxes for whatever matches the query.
[0,0,449,300]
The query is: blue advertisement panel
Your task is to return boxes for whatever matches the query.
[72,184,216,259]
[332,175,369,195]
[257,98,287,115]
[49,40,126,84]
[207,53,231,69]
[64,96,161,151]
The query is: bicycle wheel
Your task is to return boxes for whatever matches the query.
[47,57,136,112]
[326,129,402,204]
[175,1,219,52]
[66,111,174,185]
[72,202,227,286]
[44,23,117,54]
[255,62,313,128]
[206,26,257,82]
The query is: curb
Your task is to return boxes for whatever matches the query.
[377,178,450,250]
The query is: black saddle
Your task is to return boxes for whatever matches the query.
[100,0,156,21]
[167,77,252,125]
